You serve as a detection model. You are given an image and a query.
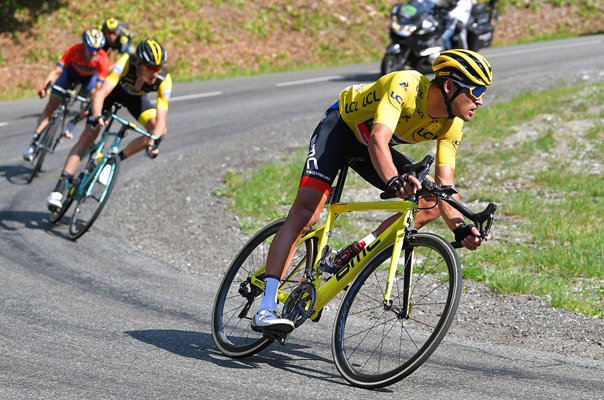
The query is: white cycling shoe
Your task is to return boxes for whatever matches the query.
[251,309,294,334]
[47,191,64,212]
[23,145,35,162]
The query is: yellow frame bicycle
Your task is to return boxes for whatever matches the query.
[212,155,496,389]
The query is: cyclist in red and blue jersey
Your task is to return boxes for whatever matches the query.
[23,29,110,161]
[252,49,494,332]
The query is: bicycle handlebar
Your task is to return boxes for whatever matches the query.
[420,180,497,247]
[379,154,497,247]
[109,112,160,141]
[51,84,89,104]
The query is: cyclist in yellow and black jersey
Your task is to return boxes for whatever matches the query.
[47,38,172,212]
[338,70,462,169]
[252,49,494,331]
[100,17,134,56]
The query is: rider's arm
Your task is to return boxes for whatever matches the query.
[435,165,485,249]
[434,165,465,230]
[90,79,116,125]
[368,123,398,183]
[151,73,172,139]
[145,73,172,157]
[368,123,421,196]
[39,65,63,96]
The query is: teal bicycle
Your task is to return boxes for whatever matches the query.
[49,104,158,239]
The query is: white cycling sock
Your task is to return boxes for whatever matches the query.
[259,277,279,312]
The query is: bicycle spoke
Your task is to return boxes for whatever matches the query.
[333,233,462,388]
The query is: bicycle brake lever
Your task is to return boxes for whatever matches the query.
[475,203,497,239]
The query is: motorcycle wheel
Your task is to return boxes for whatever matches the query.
[381,53,404,76]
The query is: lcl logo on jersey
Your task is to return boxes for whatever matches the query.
[389,90,403,110]
[362,90,379,107]
[412,127,437,141]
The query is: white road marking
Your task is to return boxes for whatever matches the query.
[487,39,602,58]
[168,91,223,102]
[276,75,344,87]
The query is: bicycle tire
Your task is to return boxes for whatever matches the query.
[332,232,462,389]
[27,114,61,183]
[212,219,315,358]
[49,197,74,224]
[68,155,120,239]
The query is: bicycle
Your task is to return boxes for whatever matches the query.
[26,84,89,183]
[211,154,496,389]
[49,104,158,239]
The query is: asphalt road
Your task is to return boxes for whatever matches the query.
[1,36,603,399]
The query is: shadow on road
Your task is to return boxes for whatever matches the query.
[0,163,39,185]
[0,208,72,240]
[126,329,379,389]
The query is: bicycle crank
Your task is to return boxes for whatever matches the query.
[282,282,316,328]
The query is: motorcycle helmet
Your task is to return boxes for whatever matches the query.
[135,38,167,67]
[432,49,492,87]
[82,29,106,52]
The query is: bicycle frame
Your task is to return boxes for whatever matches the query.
[295,199,416,320]
[247,172,420,322]
[69,111,157,201]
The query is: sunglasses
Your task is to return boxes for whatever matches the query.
[450,79,487,100]
[143,64,162,73]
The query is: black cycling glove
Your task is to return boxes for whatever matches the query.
[453,223,477,242]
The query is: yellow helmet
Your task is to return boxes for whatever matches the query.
[433,49,492,87]
[136,38,167,67]
[102,17,120,33]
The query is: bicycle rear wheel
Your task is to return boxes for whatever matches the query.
[212,219,315,358]
[332,232,462,389]
[68,155,120,239]
[27,115,61,183]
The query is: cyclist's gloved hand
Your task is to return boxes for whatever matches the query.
[87,115,105,129]
[146,137,162,159]
[38,87,47,98]
[386,174,421,199]
[453,223,484,251]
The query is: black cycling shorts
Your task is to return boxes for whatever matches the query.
[300,106,414,195]
[103,84,154,123]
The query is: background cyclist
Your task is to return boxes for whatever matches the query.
[47,38,173,212]
[23,29,109,161]
[252,49,494,332]
[100,17,134,56]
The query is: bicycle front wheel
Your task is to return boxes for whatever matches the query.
[27,115,60,183]
[68,155,120,239]
[332,232,462,389]
[212,219,314,358]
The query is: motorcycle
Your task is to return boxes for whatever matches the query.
[380,0,498,76]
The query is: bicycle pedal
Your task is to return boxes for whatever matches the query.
[263,330,289,344]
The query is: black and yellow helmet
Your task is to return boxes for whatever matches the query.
[82,28,106,51]
[432,49,492,87]
[102,17,120,33]
[135,38,167,67]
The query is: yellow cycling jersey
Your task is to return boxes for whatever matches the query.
[338,70,463,169]
[105,53,172,111]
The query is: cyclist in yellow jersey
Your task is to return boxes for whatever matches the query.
[47,38,172,211]
[253,49,494,331]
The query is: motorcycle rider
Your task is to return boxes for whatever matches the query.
[437,0,473,49]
